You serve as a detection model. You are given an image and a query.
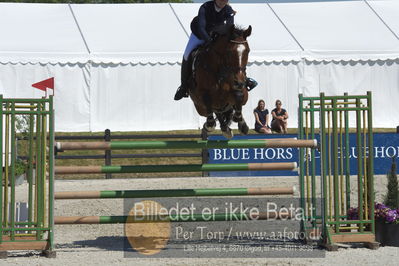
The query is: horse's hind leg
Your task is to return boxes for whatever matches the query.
[232,91,249,135]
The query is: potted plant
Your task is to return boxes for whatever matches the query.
[374,203,399,246]
[347,156,399,246]
[375,156,399,246]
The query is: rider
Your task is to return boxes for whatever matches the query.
[174,0,258,101]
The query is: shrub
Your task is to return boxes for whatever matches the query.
[384,156,399,209]
[15,159,27,177]
[347,157,399,224]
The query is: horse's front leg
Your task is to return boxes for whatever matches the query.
[203,114,216,133]
[216,109,234,139]
[232,89,249,135]
[199,93,217,134]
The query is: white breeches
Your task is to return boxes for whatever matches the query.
[183,34,205,61]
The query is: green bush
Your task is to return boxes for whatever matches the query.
[15,159,27,177]
[384,156,399,209]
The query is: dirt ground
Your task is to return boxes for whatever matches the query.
[3,175,399,266]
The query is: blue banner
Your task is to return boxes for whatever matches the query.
[208,133,399,177]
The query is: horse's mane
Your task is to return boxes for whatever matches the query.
[211,24,247,40]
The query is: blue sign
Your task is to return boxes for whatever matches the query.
[208,133,399,177]
[373,133,399,175]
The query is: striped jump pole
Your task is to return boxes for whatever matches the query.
[55,139,318,151]
[55,187,296,199]
[54,162,297,174]
[54,211,293,224]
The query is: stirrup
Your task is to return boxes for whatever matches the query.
[246,78,258,91]
[174,86,189,101]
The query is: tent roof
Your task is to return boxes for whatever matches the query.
[1,1,399,64]
[233,3,303,62]
[0,3,88,64]
[72,3,188,64]
[368,0,399,40]
[171,3,303,62]
[270,0,399,61]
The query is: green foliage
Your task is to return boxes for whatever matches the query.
[384,156,399,209]
[0,0,192,3]
[15,159,27,176]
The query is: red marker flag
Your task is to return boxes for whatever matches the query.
[32,77,54,97]
[32,77,54,91]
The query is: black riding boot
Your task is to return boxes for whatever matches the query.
[174,59,191,101]
[246,77,258,91]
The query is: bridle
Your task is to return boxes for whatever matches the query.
[196,36,249,90]
[230,40,247,44]
[217,39,248,89]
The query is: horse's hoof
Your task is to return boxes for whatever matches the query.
[233,115,241,123]
[205,125,216,132]
[203,122,216,132]
[222,127,234,139]
[238,121,249,135]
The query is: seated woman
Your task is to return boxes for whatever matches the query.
[271,99,288,134]
[253,99,271,134]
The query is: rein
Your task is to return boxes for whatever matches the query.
[230,40,247,44]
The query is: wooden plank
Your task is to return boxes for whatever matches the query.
[1,236,37,241]
[330,233,375,243]
[0,241,49,251]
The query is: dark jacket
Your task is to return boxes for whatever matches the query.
[190,1,235,41]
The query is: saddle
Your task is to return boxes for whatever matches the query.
[187,41,214,90]
[186,48,201,91]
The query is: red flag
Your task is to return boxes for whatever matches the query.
[32,77,54,92]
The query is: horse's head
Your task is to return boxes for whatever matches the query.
[210,24,252,91]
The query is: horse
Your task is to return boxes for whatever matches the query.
[188,24,252,139]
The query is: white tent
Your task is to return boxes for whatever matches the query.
[72,4,197,131]
[0,3,90,131]
[268,0,399,128]
[0,1,398,132]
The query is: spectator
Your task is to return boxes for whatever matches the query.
[253,100,271,134]
[271,99,288,134]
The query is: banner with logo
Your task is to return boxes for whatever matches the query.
[208,133,399,177]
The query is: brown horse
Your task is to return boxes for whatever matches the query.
[188,24,252,138]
